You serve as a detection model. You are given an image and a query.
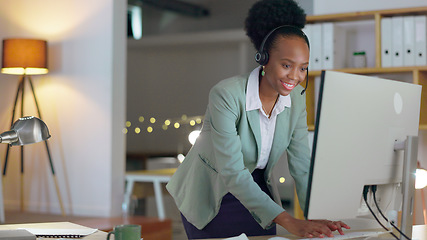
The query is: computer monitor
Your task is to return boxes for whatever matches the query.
[304,71,421,236]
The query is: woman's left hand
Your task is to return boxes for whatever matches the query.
[309,220,351,235]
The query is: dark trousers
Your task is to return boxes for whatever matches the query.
[181,169,277,239]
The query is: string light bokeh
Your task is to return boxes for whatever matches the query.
[123,114,204,135]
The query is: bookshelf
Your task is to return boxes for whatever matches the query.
[305,7,427,130]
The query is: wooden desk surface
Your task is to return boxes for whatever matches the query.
[0,222,107,239]
[201,225,427,240]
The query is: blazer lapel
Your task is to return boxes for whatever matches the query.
[266,108,290,175]
[247,110,262,161]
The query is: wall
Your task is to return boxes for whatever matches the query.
[0,0,126,217]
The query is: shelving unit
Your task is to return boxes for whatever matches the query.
[304,7,427,130]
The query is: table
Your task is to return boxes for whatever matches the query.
[0,222,106,239]
[123,168,176,220]
[200,225,427,240]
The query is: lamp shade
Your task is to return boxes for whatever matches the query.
[1,38,48,75]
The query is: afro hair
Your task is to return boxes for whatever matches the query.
[245,0,307,51]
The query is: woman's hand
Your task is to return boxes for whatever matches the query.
[308,219,351,235]
[273,211,351,238]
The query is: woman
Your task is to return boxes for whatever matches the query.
[166,0,350,238]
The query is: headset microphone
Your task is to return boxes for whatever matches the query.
[301,68,309,95]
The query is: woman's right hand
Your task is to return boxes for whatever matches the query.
[273,211,349,238]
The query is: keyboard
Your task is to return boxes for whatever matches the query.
[268,231,388,240]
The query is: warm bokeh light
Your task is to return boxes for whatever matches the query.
[147,126,153,133]
[122,128,128,134]
[188,130,201,145]
[135,127,141,134]
[174,122,180,129]
[190,120,196,126]
[196,118,202,124]
[162,125,168,130]
[126,121,131,127]
[150,117,156,124]
[416,168,427,189]
[279,177,286,184]
[165,120,171,126]
[139,116,144,122]
[177,154,185,163]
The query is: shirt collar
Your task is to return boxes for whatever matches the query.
[246,66,291,113]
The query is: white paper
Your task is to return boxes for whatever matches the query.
[223,233,249,240]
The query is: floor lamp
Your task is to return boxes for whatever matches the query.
[1,38,65,216]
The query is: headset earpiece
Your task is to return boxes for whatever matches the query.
[255,51,268,66]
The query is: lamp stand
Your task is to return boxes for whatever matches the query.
[2,75,65,216]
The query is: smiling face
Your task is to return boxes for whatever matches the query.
[261,36,309,97]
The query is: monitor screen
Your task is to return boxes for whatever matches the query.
[304,71,421,230]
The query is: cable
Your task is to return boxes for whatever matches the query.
[371,185,412,240]
[363,186,399,240]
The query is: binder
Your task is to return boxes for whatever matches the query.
[310,23,323,70]
[302,24,314,70]
[381,17,393,67]
[403,16,415,66]
[322,22,346,69]
[391,16,404,67]
[415,15,427,66]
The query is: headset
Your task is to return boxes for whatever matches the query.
[255,25,310,95]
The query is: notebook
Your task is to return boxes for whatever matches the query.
[20,228,98,238]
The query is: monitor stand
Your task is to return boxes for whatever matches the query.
[336,136,417,240]
[395,135,418,240]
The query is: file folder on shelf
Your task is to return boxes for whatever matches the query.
[381,17,392,67]
[322,22,346,70]
[303,24,313,70]
[415,15,427,66]
[310,23,323,70]
[391,16,404,67]
[403,16,415,66]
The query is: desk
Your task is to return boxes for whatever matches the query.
[200,225,427,240]
[0,222,106,239]
[124,168,176,220]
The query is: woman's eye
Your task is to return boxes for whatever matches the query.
[283,64,291,68]
[301,67,308,71]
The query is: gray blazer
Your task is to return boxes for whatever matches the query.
[166,72,311,230]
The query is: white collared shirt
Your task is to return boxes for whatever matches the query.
[246,66,292,169]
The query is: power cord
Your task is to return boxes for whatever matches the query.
[371,185,412,240]
[363,186,399,240]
